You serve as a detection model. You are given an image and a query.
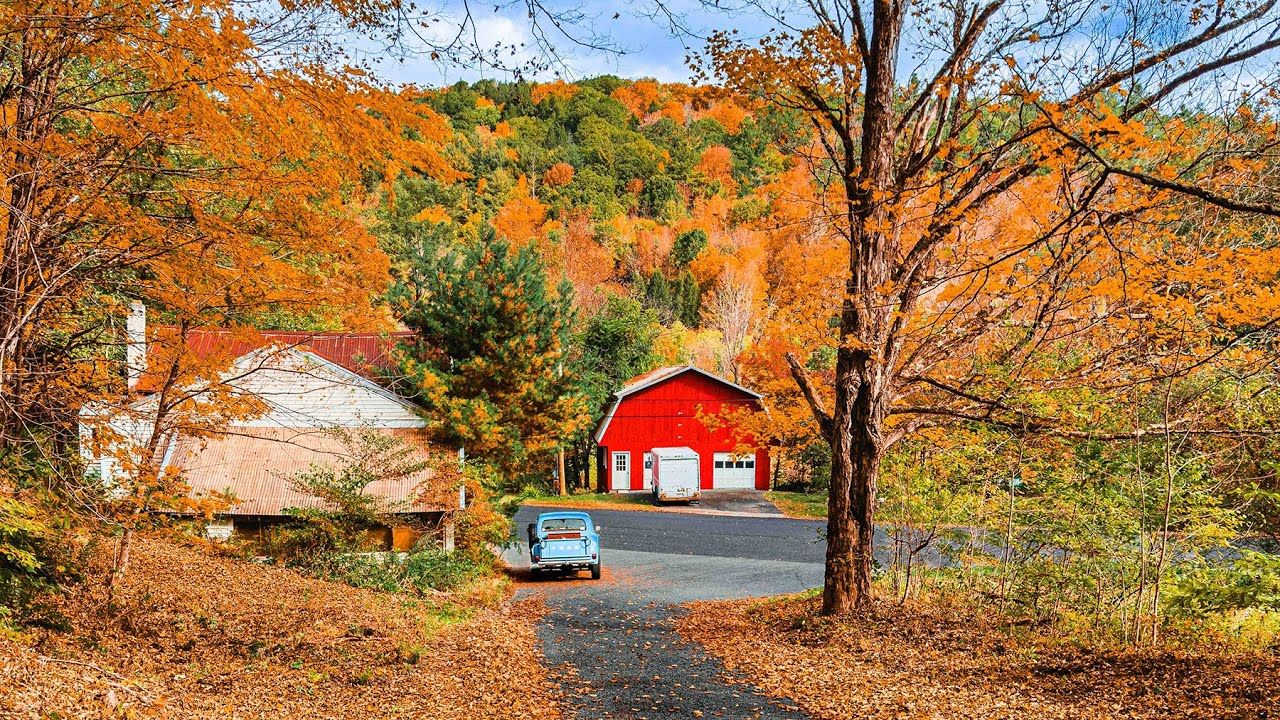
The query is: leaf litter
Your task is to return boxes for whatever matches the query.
[677,595,1279,720]
[1,535,561,719]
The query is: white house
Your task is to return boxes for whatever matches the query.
[80,304,450,550]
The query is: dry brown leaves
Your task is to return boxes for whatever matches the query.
[0,535,560,719]
[677,596,1279,720]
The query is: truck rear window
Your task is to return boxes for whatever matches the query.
[542,518,586,531]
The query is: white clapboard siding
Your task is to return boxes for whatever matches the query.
[226,348,425,429]
[78,401,164,485]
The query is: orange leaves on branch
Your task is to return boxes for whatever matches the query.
[542,162,575,187]
[493,176,556,253]
[658,100,688,125]
[695,146,738,195]
[0,0,461,547]
[695,102,749,134]
[531,80,579,104]
[612,80,662,118]
[412,206,451,224]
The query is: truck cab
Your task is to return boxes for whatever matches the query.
[527,511,601,579]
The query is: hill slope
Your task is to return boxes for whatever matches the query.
[1,536,558,719]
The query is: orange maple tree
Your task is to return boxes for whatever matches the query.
[0,0,459,578]
[700,0,1280,613]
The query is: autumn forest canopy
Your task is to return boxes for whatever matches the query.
[4,0,1280,668]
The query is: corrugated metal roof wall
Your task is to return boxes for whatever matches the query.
[173,427,450,516]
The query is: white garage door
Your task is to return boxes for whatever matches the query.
[712,453,756,489]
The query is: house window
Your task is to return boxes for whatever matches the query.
[614,453,628,472]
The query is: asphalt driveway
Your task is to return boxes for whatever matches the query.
[507,504,835,719]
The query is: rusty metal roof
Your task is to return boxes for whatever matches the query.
[138,327,418,392]
[169,427,451,516]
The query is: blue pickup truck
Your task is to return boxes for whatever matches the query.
[527,511,601,580]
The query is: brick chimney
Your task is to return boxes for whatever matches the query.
[126,301,146,391]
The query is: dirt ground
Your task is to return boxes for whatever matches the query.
[677,595,1280,720]
[0,535,560,720]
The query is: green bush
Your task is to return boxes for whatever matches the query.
[1169,550,1280,615]
[0,494,76,631]
[315,553,405,593]
[306,548,489,595]
[403,549,486,592]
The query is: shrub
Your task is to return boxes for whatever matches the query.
[305,548,490,596]
[0,489,77,630]
[266,429,427,566]
[671,229,708,267]
[403,549,486,592]
[1169,550,1280,615]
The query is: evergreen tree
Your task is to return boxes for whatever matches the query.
[642,176,679,217]
[568,295,661,488]
[392,227,589,477]
[675,270,702,327]
[644,269,672,321]
[672,229,708,267]
[574,295,661,416]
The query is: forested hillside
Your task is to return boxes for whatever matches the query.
[376,77,808,485]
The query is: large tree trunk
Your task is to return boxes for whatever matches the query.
[817,0,904,615]
[822,342,888,614]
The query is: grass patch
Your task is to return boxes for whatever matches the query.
[516,490,659,511]
[766,491,827,518]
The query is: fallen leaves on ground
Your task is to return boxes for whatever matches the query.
[677,595,1279,720]
[1,535,560,719]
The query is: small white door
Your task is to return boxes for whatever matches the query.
[642,453,653,489]
[712,452,756,489]
[611,451,631,491]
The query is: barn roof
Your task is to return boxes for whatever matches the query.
[169,427,449,516]
[593,365,762,444]
[617,365,762,400]
[138,327,415,392]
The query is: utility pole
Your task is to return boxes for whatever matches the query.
[556,361,567,496]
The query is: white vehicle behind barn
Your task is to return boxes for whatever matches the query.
[649,447,701,503]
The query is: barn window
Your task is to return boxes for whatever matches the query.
[614,453,628,472]
[644,456,653,469]
[714,460,725,469]
[744,459,755,469]
[735,460,746,469]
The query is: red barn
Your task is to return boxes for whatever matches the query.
[593,365,769,492]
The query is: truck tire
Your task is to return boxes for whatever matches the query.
[529,567,541,580]
[590,562,601,580]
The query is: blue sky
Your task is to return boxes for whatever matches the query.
[367,1,778,87]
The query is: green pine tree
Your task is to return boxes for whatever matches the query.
[644,269,672,322]
[392,226,588,477]
[671,229,708,267]
[676,270,701,327]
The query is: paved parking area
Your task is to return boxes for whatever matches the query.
[694,489,785,515]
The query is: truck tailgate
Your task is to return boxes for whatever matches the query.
[542,536,591,559]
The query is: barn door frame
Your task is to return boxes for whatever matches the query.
[611,451,631,491]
